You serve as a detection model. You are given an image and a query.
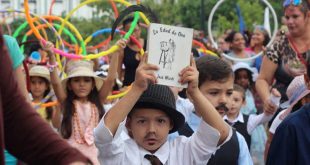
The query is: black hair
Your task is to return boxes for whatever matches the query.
[192,48,200,58]
[196,55,234,87]
[225,30,249,48]
[233,84,246,101]
[225,31,245,43]
[42,78,53,121]
[122,16,140,28]
[30,76,53,120]
[60,78,105,139]
[243,30,252,47]
[29,42,42,55]
[234,68,254,87]
[263,34,271,47]
[111,4,158,39]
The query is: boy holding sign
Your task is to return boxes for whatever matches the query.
[94,27,231,164]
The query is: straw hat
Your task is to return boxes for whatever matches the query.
[29,65,50,82]
[61,60,104,91]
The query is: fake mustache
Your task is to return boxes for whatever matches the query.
[215,103,229,112]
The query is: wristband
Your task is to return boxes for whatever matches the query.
[47,62,58,72]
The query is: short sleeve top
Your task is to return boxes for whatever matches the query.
[3,35,24,69]
[265,33,307,100]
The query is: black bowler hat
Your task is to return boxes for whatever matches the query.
[132,84,185,133]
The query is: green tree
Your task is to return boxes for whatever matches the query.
[3,0,283,46]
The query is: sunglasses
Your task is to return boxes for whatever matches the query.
[283,0,302,7]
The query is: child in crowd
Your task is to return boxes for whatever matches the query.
[44,41,119,165]
[195,55,252,165]
[166,56,253,165]
[232,62,267,165]
[29,65,60,128]
[225,84,274,150]
[94,54,231,164]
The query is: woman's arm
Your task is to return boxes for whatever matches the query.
[255,55,278,112]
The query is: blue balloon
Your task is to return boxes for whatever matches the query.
[30,51,41,61]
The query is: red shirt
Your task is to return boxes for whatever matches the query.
[0,35,90,165]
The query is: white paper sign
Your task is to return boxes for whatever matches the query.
[147,23,193,88]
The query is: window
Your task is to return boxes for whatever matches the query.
[1,0,10,3]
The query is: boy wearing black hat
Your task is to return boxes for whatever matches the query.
[94,55,231,164]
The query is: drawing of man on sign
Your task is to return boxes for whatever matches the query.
[159,39,176,70]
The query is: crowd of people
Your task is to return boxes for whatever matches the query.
[0,0,310,165]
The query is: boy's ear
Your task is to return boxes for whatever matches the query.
[125,118,134,138]
[125,118,132,131]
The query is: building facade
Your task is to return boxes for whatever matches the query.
[0,0,96,18]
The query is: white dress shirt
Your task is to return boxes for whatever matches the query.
[94,117,224,165]
[223,112,273,135]
[175,97,195,122]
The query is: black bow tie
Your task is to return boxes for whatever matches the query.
[144,154,163,165]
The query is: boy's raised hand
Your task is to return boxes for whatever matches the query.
[179,56,199,96]
[132,52,159,92]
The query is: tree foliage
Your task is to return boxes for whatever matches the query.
[2,0,284,45]
[142,0,283,36]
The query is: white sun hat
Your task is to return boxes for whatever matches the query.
[61,60,104,91]
[29,65,50,82]
[232,62,258,81]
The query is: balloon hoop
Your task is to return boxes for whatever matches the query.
[207,0,278,62]
[23,0,150,60]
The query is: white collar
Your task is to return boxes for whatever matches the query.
[138,140,170,164]
[176,96,183,102]
[223,112,244,123]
